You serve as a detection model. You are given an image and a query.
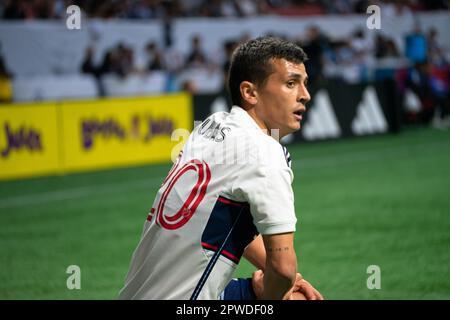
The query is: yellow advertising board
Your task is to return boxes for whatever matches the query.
[60,94,192,172]
[0,103,60,180]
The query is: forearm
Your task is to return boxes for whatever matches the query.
[243,235,266,270]
[261,233,297,300]
[262,266,296,300]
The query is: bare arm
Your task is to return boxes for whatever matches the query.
[261,232,297,300]
[245,234,323,300]
[243,235,266,271]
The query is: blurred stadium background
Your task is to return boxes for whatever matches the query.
[0,0,449,299]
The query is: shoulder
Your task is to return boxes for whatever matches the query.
[255,134,292,170]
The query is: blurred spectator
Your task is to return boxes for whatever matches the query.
[201,0,264,17]
[222,39,238,88]
[322,35,373,84]
[353,0,370,14]
[53,0,72,19]
[0,0,448,20]
[238,0,264,16]
[122,0,155,19]
[2,0,449,101]
[380,0,416,51]
[81,46,99,76]
[0,48,12,102]
[81,45,104,95]
[427,27,448,66]
[198,0,223,17]
[300,26,328,85]
[375,34,401,58]
[99,50,116,76]
[83,43,137,79]
[222,40,238,75]
[420,0,449,10]
[163,47,185,74]
[33,0,56,19]
[406,60,450,127]
[164,0,186,18]
[0,55,11,78]
[217,0,241,17]
[181,79,198,94]
[405,23,427,63]
[322,0,354,14]
[116,43,135,78]
[186,35,208,68]
[352,29,374,64]
[182,0,205,16]
[145,41,165,71]
[19,0,450,19]
[0,43,12,77]
[381,0,415,19]
[2,0,29,19]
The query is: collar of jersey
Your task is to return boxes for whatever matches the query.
[231,105,264,132]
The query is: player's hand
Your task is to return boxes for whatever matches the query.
[251,270,324,300]
[289,273,324,300]
[251,269,265,299]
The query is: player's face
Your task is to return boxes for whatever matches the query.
[255,58,310,138]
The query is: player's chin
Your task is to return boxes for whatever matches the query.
[280,121,301,138]
[289,121,301,132]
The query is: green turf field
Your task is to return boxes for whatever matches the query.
[1,126,449,299]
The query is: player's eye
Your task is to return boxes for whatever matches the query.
[287,81,295,88]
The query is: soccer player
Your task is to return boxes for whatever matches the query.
[119,36,323,300]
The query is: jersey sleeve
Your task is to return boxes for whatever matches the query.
[231,143,297,235]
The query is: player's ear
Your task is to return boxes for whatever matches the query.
[240,81,258,106]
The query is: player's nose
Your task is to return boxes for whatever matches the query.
[297,84,310,106]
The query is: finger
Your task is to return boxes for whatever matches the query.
[286,289,294,300]
[252,269,263,280]
[292,273,304,292]
[302,280,323,300]
[299,282,316,300]
[290,290,307,300]
[313,288,324,300]
[251,270,265,300]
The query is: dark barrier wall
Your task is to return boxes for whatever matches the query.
[192,80,401,143]
[193,88,232,125]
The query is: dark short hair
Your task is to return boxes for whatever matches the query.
[227,36,308,106]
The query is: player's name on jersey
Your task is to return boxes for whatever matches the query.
[182,125,286,167]
[195,118,283,143]
[197,118,231,142]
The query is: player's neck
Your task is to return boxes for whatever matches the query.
[244,107,267,131]
[244,107,286,140]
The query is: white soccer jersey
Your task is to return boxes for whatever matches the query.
[118,106,297,300]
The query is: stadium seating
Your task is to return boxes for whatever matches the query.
[176,68,224,94]
[101,72,167,97]
[12,74,98,102]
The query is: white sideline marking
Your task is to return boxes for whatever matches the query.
[0,177,164,209]
[296,140,450,170]
[0,140,448,209]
